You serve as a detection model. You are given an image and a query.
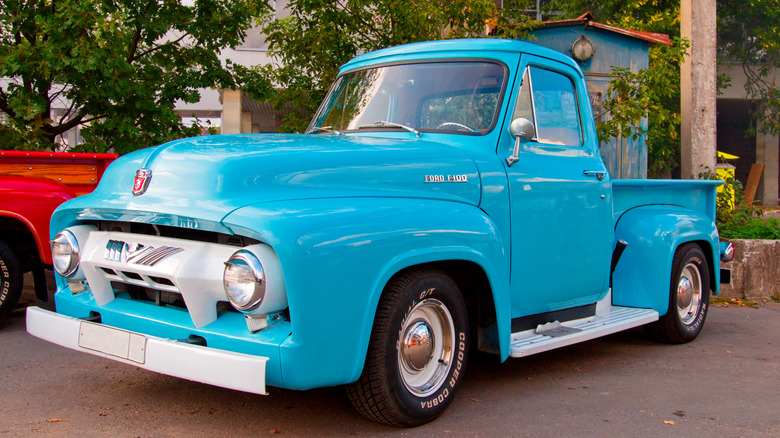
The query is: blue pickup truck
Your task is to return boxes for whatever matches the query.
[27,39,731,427]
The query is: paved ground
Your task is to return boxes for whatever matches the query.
[1,278,778,437]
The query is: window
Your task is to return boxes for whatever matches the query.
[419,75,502,132]
[309,61,506,135]
[512,67,582,146]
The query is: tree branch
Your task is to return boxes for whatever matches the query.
[742,62,773,94]
[57,96,80,125]
[42,110,87,136]
[335,0,380,43]
[80,114,104,125]
[127,28,143,63]
[135,33,190,60]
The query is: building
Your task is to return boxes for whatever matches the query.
[717,62,779,207]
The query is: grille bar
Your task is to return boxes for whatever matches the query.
[129,246,184,266]
[104,240,184,267]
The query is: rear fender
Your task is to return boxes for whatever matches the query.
[223,197,510,389]
[612,205,719,315]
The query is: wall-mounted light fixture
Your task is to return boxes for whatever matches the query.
[571,36,595,62]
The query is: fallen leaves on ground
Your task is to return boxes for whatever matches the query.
[711,298,759,308]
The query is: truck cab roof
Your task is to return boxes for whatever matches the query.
[341,38,583,75]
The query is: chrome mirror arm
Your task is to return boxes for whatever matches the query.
[506,137,521,166]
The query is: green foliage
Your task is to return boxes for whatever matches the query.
[596,39,688,178]
[546,0,681,36]
[700,171,780,240]
[0,0,268,154]
[719,208,780,240]
[239,0,536,133]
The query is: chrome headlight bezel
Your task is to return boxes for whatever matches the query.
[223,249,266,312]
[51,230,81,278]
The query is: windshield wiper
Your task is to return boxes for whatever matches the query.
[305,125,342,135]
[357,121,421,137]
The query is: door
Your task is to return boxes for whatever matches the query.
[501,55,613,319]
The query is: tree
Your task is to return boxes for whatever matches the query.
[718,0,780,136]
[591,39,688,178]
[239,0,536,133]
[0,0,267,154]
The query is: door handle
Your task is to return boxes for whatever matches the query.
[583,170,606,181]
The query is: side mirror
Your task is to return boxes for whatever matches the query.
[506,118,535,166]
[509,118,535,142]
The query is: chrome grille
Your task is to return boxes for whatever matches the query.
[104,240,184,266]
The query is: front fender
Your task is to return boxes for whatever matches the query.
[612,205,719,315]
[223,197,509,389]
[0,176,77,264]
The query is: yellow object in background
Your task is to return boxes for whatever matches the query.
[716,151,738,209]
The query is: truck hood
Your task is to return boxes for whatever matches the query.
[68,134,482,227]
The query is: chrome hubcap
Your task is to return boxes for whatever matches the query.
[401,321,434,371]
[677,262,702,325]
[398,299,454,397]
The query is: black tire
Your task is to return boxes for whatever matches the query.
[346,268,469,427]
[0,240,24,320]
[645,243,710,344]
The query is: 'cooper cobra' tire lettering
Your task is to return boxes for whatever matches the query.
[0,240,23,320]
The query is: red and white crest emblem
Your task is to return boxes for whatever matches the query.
[133,169,152,196]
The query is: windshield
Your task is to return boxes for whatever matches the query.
[308,61,507,135]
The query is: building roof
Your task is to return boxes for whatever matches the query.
[540,12,673,47]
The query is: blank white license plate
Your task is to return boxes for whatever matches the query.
[78,322,147,364]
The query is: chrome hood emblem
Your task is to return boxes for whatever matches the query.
[132,168,152,196]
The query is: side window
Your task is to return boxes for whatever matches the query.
[511,66,583,146]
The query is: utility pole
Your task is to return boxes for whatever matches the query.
[680,0,717,179]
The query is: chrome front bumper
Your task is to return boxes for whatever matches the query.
[26,306,269,395]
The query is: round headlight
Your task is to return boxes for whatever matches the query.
[223,250,265,312]
[51,230,80,278]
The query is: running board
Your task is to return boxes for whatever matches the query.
[509,306,658,358]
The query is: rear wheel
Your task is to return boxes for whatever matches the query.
[346,268,468,427]
[0,240,23,320]
[645,243,710,344]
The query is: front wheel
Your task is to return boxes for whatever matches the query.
[645,243,710,344]
[346,268,468,427]
[0,240,23,320]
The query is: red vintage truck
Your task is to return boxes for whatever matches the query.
[0,151,116,319]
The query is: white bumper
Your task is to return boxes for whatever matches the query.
[26,307,268,395]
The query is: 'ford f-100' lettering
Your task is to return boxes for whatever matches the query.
[26,39,733,427]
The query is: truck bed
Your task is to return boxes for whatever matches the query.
[0,150,117,195]
[612,179,721,222]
